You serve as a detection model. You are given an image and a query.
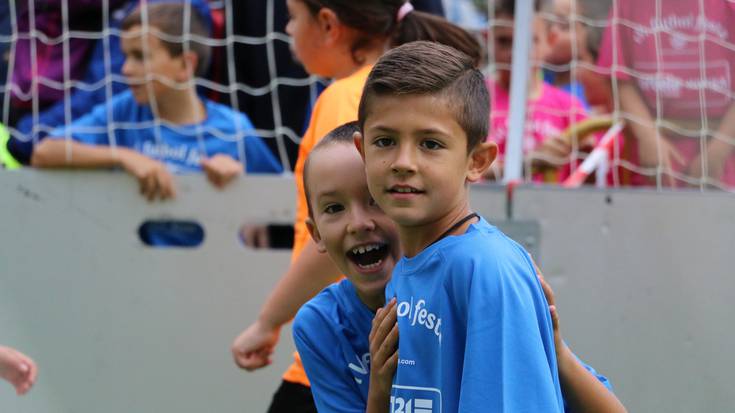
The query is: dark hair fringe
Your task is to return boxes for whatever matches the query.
[301,0,481,67]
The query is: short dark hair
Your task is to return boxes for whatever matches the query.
[358,41,489,151]
[303,121,361,219]
[121,3,211,76]
[301,0,482,66]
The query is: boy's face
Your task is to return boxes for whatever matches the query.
[493,15,551,88]
[285,0,330,77]
[360,94,491,229]
[121,25,189,105]
[306,144,400,310]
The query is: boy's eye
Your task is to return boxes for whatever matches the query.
[127,51,143,61]
[323,204,344,214]
[373,137,394,148]
[421,139,444,150]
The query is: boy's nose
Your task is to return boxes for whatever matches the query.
[391,146,417,175]
[347,209,376,234]
[121,59,135,78]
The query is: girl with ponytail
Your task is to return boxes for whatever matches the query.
[231,2,481,412]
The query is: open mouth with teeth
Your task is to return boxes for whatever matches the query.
[346,243,390,271]
[388,186,424,194]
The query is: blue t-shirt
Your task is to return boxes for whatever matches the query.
[293,279,374,413]
[49,89,283,174]
[385,217,563,412]
[295,278,614,413]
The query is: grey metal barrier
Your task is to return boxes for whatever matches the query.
[1,171,733,412]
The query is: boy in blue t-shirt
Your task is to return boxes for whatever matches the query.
[354,41,560,412]
[30,3,282,201]
[295,122,626,413]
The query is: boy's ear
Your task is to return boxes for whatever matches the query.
[467,141,498,183]
[353,131,366,161]
[317,8,342,45]
[306,217,327,254]
[179,51,199,81]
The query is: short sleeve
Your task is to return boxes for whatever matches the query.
[447,244,563,412]
[48,101,112,146]
[292,306,366,413]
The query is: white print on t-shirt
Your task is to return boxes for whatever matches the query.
[633,14,730,45]
[391,396,434,413]
[391,385,442,413]
[396,298,442,343]
[636,60,731,109]
[141,141,203,167]
[347,352,370,385]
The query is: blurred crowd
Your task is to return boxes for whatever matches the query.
[0,0,733,189]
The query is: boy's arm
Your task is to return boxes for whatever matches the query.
[201,154,243,189]
[31,139,175,200]
[292,308,366,413]
[232,239,341,370]
[537,268,628,413]
[688,102,735,183]
[618,81,685,185]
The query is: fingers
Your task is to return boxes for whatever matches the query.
[157,169,176,200]
[549,304,560,332]
[234,351,269,371]
[138,169,175,201]
[140,173,156,201]
[370,299,396,346]
[538,272,556,308]
[384,348,399,376]
[202,156,242,189]
[370,300,399,368]
[0,349,36,395]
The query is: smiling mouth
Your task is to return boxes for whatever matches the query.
[388,186,424,195]
[346,243,390,270]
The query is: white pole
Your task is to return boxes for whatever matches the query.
[502,0,534,183]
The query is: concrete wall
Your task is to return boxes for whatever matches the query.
[1,171,732,411]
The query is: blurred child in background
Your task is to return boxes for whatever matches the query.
[598,0,735,188]
[30,3,281,202]
[487,0,591,182]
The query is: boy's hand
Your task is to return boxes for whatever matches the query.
[201,155,243,189]
[0,346,38,395]
[530,135,572,171]
[231,320,280,371]
[532,260,566,359]
[637,134,686,187]
[368,298,398,411]
[119,149,176,201]
[687,139,733,186]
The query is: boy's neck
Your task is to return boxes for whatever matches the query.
[153,86,206,125]
[397,202,475,258]
[331,43,384,80]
